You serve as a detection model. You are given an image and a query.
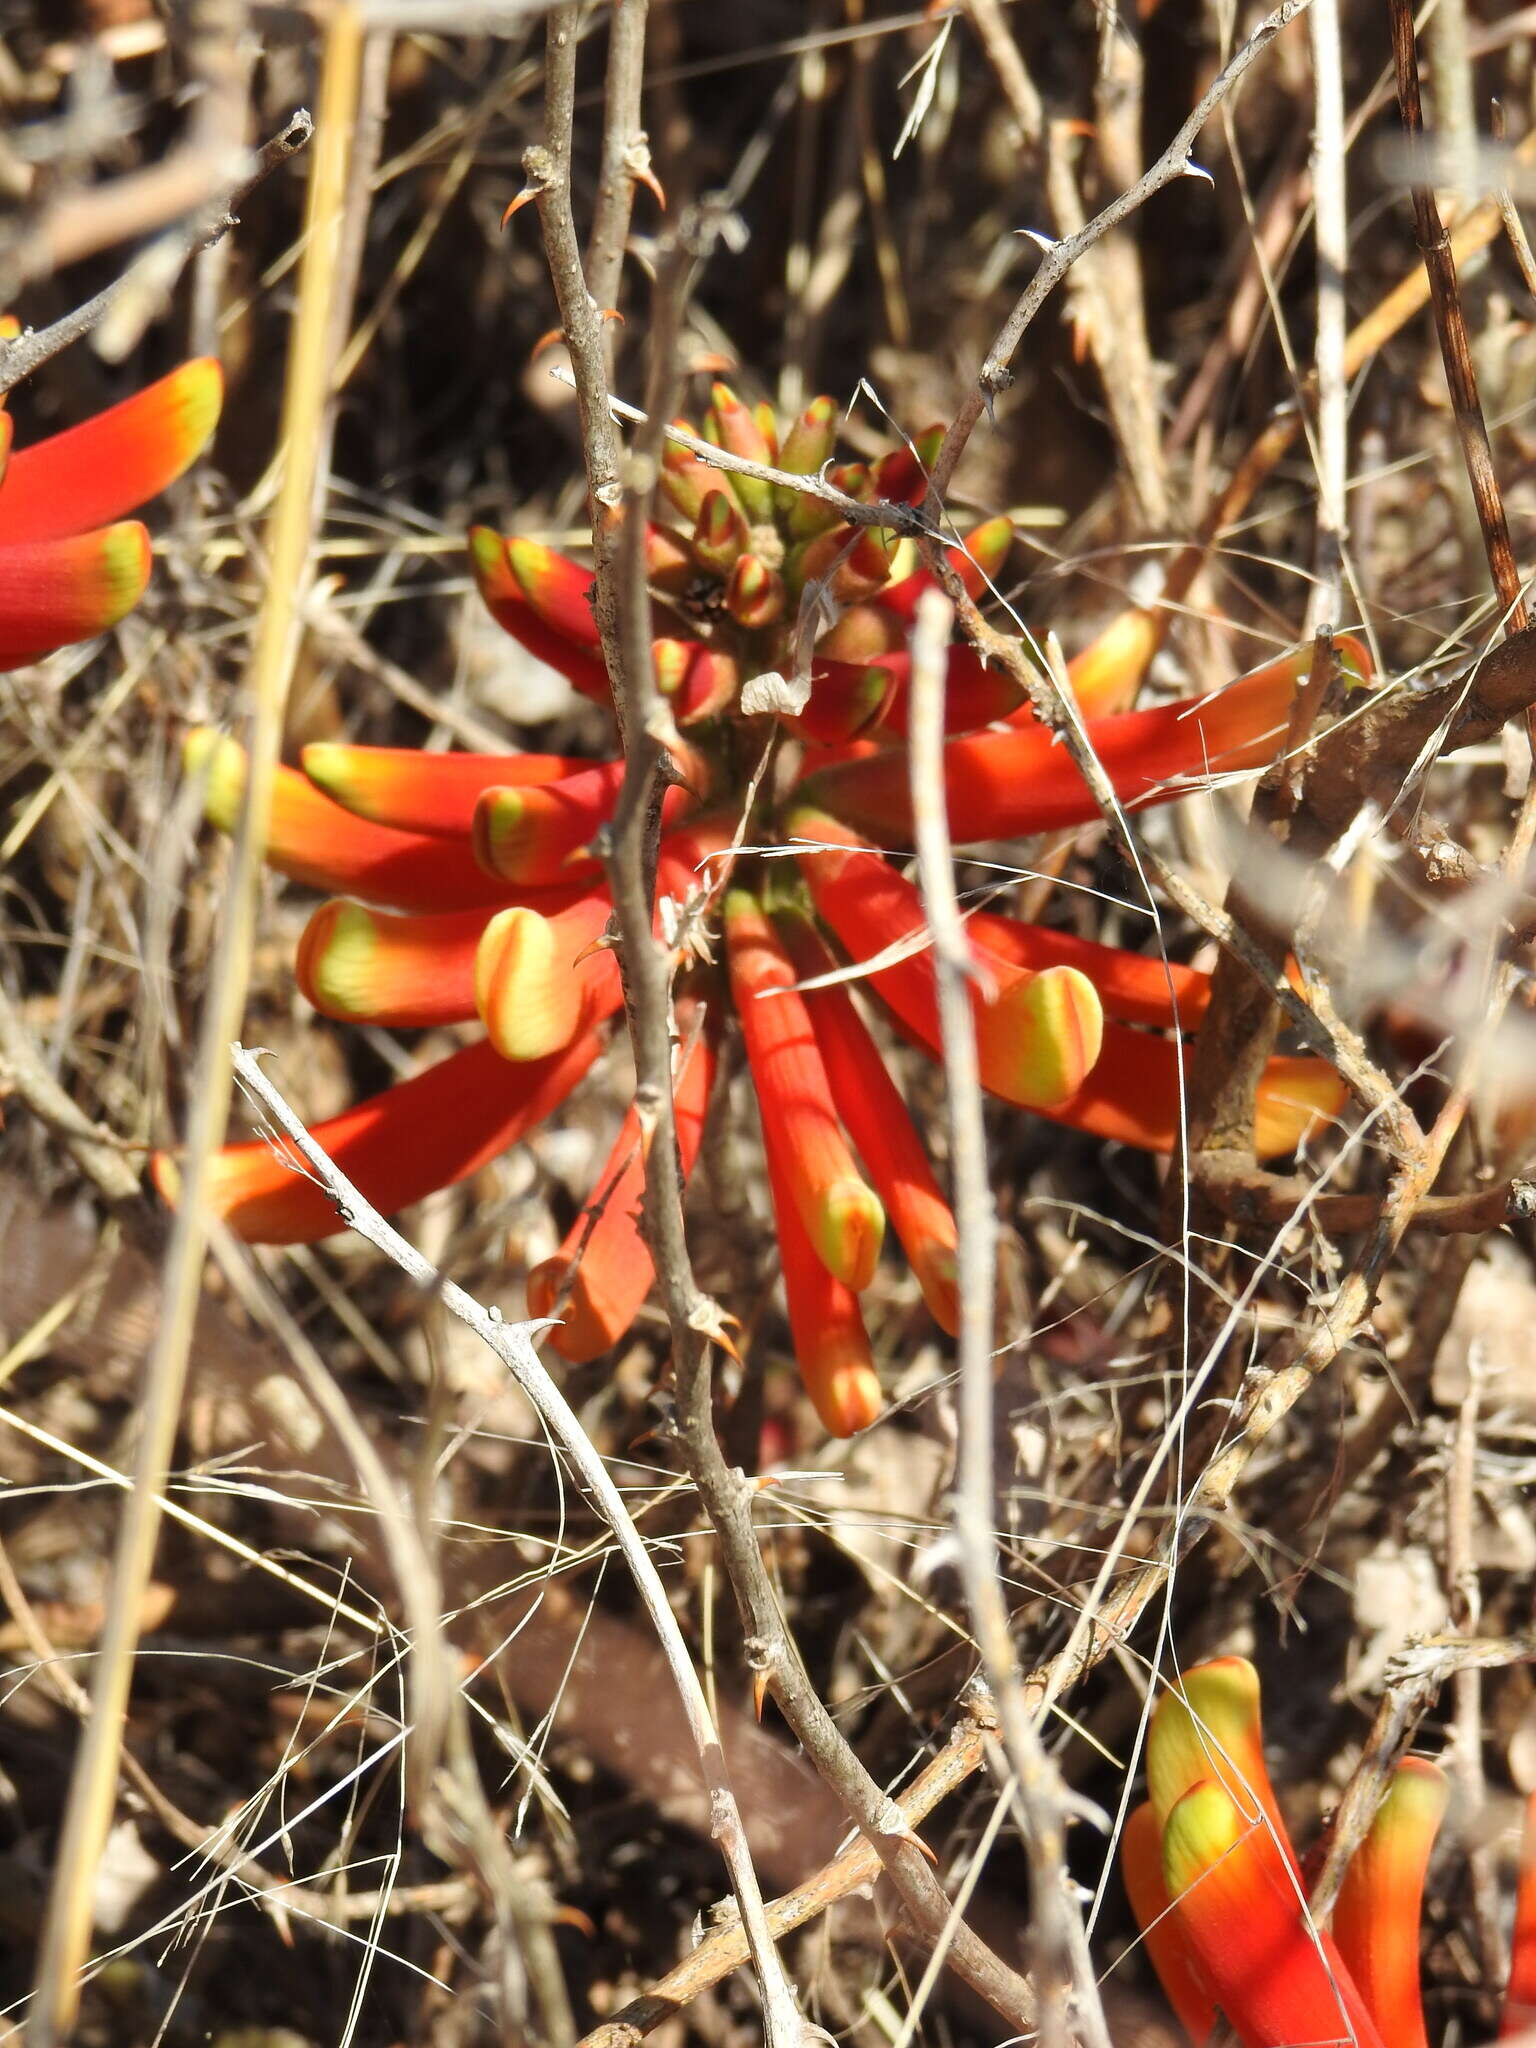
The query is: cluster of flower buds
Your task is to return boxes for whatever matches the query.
[1125,1657,1536,2047]
[166,385,1359,1435]
[0,359,220,668]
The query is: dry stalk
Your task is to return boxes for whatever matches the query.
[1388,0,1530,633]
[28,18,366,2040]
[905,589,1107,2048]
[1306,0,1348,631]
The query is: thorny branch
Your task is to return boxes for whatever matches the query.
[0,110,313,393]
[927,0,1315,506]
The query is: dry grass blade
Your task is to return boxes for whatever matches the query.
[27,16,367,2039]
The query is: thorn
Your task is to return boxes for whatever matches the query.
[552,1904,597,1937]
[750,1471,782,1494]
[632,161,667,210]
[571,930,619,968]
[1180,156,1215,188]
[501,186,539,228]
[752,1668,770,1724]
[890,1823,939,1867]
[529,325,567,363]
[1016,227,1059,253]
[597,308,625,327]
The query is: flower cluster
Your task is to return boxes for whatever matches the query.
[0,359,221,667]
[1124,1657,1536,2047]
[165,384,1352,1434]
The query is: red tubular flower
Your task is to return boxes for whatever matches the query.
[468,525,610,702]
[761,1110,885,1437]
[1120,1801,1217,2046]
[791,807,1342,1153]
[527,1018,715,1363]
[725,888,885,1292]
[774,905,960,1333]
[153,1034,601,1244]
[301,742,589,834]
[0,357,221,543]
[796,638,1370,843]
[788,806,1207,1030]
[1161,1779,1386,2048]
[185,730,507,910]
[296,884,592,1029]
[1333,1758,1447,2048]
[1503,1791,1536,2038]
[0,357,221,665]
[1147,1658,1299,1876]
[802,644,1027,742]
[0,523,151,669]
[472,757,701,886]
[788,806,1102,1110]
[171,378,1360,1428]
[475,885,622,1062]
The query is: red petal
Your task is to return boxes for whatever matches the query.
[1148,1660,1298,1871]
[302,742,590,835]
[473,760,699,886]
[475,887,622,1061]
[469,526,611,703]
[527,1021,715,1362]
[876,641,1030,736]
[505,534,601,648]
[761,1116,884,1437]
[1163,1780,1385,2048]
[0,358,222,543]
[776,906,959,1333]
[154,1034,601,1245]
[0,522,150,667]
[1334,1757,1446,2048]
[185,729,508,911]
[725,889,884,1292]
[1120,1802,1216,2045]
[295,888,594,1028]
[791,660,898,744]
[799,641,1369,842]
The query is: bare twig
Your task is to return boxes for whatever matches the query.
[927,0,1313,508]
[527,27,802,2035]
[0,110,313,392]
[585,0,652,325]
[905,589,1106,2048]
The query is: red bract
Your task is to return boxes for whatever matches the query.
[0,359,220,667]
[163,384,1355,1435]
